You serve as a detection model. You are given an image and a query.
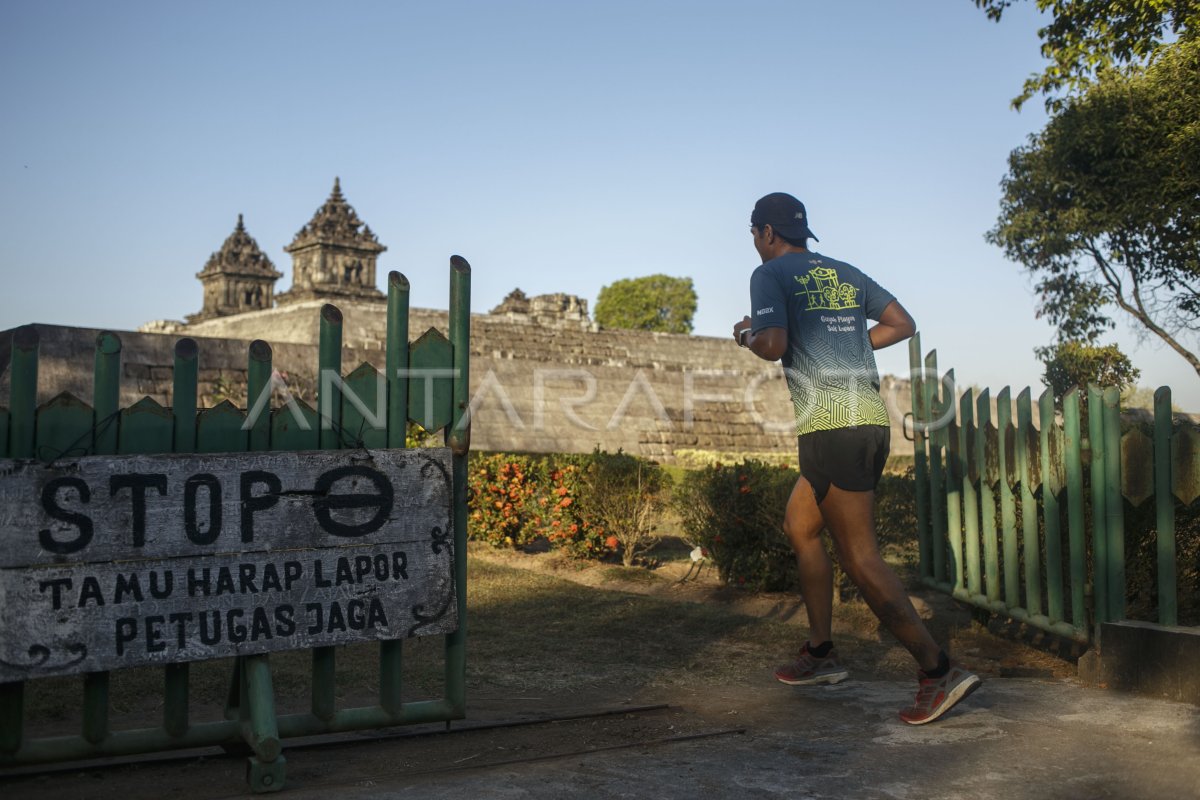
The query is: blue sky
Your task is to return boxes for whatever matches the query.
[2,0,1196,409]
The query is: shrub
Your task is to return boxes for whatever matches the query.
[674,459,799,591]
[575,449,670,567]
[540,456,610,559]
[874,470,920,559]
[674,462,921,594]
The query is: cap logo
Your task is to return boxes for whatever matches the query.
[795,212,805,220]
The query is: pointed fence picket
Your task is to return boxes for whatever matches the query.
[908,336,1199,642]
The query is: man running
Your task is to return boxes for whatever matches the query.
[733,192,980,725]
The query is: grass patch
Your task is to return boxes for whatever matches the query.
[599,564,664,584]
[462,559,798,692]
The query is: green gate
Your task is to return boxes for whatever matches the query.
[907,335,1199,642]
[0,259,471,792]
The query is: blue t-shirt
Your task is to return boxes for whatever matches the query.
[750,251,895,436]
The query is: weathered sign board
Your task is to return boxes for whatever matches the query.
[0,448,457,682]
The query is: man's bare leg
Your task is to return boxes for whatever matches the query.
[782,476,833,644]
[818,484,941,672]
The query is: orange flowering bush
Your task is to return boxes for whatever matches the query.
[468,455,544,548]
[467,453,612,557]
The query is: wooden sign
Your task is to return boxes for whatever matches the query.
[0,448,457,681]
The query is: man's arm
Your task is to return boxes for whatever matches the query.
[868,300,916,350]
[748,326,787,361]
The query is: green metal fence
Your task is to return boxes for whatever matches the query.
[0,260,471,792]
[907,335,1200,643]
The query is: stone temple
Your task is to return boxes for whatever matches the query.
[5,179,913,462]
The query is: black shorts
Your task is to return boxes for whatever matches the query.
[797,425,890,504]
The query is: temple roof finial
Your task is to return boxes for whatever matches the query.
[286,178,383,254]
[236,213,245,231]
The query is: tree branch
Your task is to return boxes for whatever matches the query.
[1087,241,1200,377]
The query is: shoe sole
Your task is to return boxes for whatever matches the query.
[775,669,850,686]
[901,674,982,725]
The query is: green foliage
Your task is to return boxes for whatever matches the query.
[1122,496,1200,626]
[1036,341,1141,399]
[674,460,800,591]
[989,40,1200,377]
[405,421,432,448]
[975,0,1200,109]
[873,471,921,554]
[575,449,670,567]
[594,274,697,334]
[675,461,920,594]
[673,448,795,469]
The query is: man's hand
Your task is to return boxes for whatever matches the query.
[733,316,752,346]
[733,316,786,361]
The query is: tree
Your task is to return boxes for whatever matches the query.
[593,275,697,334]
[988,39,1200,378]
[1036,340,1140,399]
[975,0,1200,109]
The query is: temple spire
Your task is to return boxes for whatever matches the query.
[187,215,281,323]
[276,178,386,306]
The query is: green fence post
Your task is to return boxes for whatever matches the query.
[1016,388,1042,618]
[312,305,342,721]
[386,271,410,450]
[924,350,946,586]
[1063,390,1087,633]
[909,336,932,581]
[943,369,965,597]
[241,338,285,785]
[445,256,471,718]
[83,332,122,746]
[173,338,199,453]
[1102,387,1125,622]
[94,332,121,454]
[164,337,198,738]
[241,654,285,792]
[997,387,1019,610]
[1154,387,1177,626]
[247,340,272,452]
[1039,389,1064,624]
[977,390,1001,608]
[1088,385,1108,626]
[8,326,38,460]
[319,304,343,451]
[1,325,38,754]
[382,271,410,716]
[961,390,982,601]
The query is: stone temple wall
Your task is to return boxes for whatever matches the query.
[1,304,915,463]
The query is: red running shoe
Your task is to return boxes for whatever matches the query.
[899,663,981,724]
[774,642,850,686]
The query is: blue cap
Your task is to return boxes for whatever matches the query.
[751,192,819,242]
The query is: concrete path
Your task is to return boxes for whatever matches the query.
[5,673,1198,798]
[273,676,1199,800]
